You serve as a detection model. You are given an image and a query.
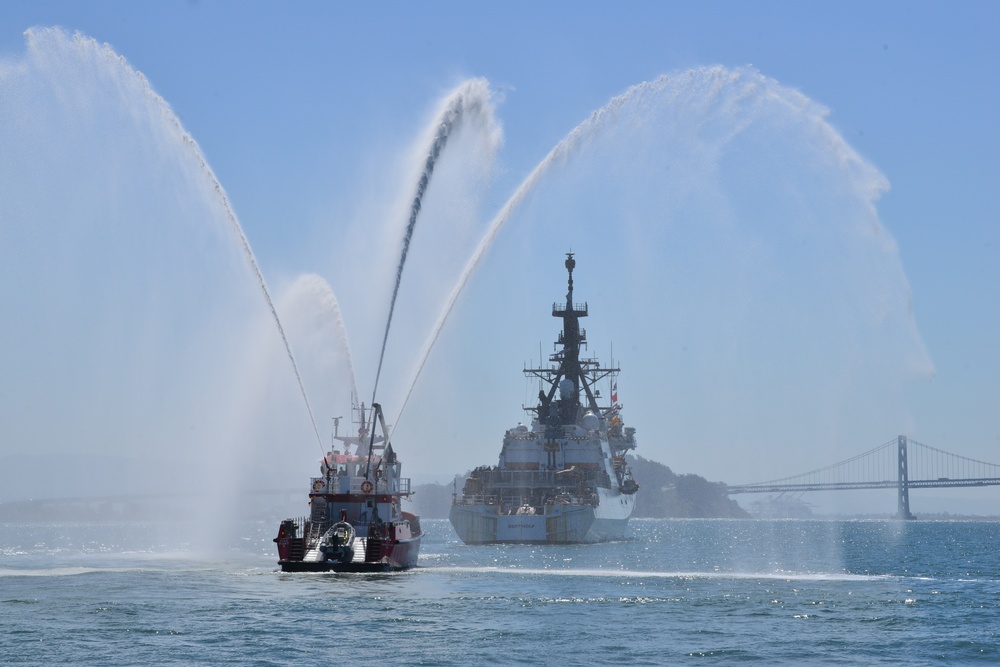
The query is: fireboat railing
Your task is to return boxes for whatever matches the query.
[309,476,411,494]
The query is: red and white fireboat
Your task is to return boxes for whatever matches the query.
[274,402,422,572]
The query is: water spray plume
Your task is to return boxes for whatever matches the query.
[393,67,932,440]
[291,273,359,403]
[172,124,324,453]
[205,170,325,451]
[395,76,675,420]
[370,78,495,406]
[27,28,325,452]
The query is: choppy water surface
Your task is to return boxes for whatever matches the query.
[2,519,998,665]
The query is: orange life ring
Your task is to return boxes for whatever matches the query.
[312,479,324,493]
[361,480,373,494]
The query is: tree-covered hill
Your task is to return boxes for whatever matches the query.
[625,455,749,519]
[409,456,748,519]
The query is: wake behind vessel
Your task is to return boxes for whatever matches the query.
[450,253,639,544]
[275,402,422,571]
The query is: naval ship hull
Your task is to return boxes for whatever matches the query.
[450,487,634,544]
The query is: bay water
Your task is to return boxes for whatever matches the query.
[3,518,998,665]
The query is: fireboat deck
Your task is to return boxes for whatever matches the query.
[279,536,419,573]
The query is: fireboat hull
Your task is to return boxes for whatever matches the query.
[277,535,422,572]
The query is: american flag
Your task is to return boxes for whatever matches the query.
[611,382,618,404]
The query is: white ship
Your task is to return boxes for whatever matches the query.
[450,253,639,544]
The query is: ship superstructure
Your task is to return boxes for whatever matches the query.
[450,253,638,543]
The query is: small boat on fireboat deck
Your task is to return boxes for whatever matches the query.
[274,402,422,572]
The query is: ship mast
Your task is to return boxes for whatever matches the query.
[524,253,617,428]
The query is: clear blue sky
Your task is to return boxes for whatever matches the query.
[1,1,997,514]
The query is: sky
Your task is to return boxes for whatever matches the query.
[1,1,997,516]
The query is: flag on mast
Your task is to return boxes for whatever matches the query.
[611,382,618,405]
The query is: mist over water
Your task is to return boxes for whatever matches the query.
[1,30,931,520]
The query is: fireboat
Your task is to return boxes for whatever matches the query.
[274,402,422,571]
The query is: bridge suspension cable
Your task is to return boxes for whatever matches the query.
[728,436,1000,495]
[732,438,899,489]
[907,439,1000,482]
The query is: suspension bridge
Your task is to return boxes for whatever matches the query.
[726,436,1000,518]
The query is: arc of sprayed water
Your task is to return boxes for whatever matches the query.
[108,48,327,451]
[370,81,490,406]
[302,274,359,403]
[392,75,676,427]
[328,294,360,405]
[192,158,325,452]
[17,29,324,452]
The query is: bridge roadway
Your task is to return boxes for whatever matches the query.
[727,477,1000,494]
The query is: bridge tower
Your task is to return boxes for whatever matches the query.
[897,435,915,520]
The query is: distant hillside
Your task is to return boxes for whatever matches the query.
[409,478,460,519]
[409,457,748,520]
[626,455,749,519]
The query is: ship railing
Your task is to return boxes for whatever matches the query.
[333,476,411,495]
[368,477,410,495]
[610,438,637,452]
[279,516,311,540]
[306,516,327,542]
[467,469,612,490]
[552,302,588,316]
[454,494,501,507]
[452,492,600,512]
